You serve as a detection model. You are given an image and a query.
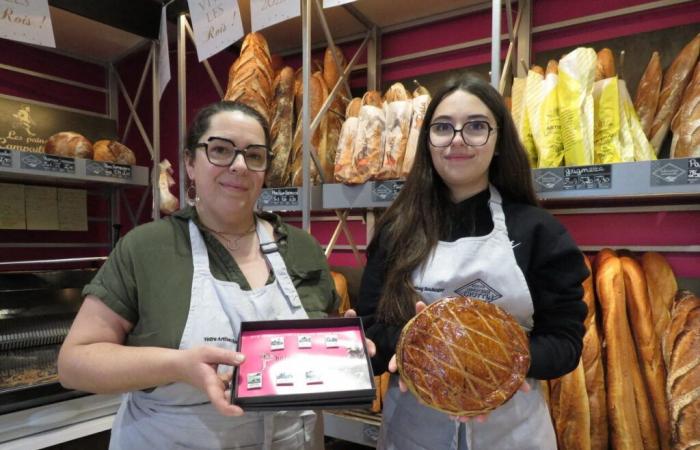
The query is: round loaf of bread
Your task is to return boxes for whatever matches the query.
[93,140,136,165]
[44,132,93,159]
[396,296,530,416]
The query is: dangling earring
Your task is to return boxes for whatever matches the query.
[186,183,199,205]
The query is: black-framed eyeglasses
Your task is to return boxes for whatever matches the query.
[428,121,497,147]
[194,136,271,172]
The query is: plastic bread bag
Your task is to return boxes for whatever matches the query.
[619,80,656,161]
[351,91,385,184]
[511,76,538,166]
[526,63,565,168]
[592,76,623,163]
[402,86,431,177]
[558,47,597,166]
[377,83,413,180]
[158,159,179,214]
[334,98,362,183]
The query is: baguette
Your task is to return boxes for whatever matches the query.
[596,256,644,450]
[334,98,362,183]
[620,256,670,450]
[224,32,274,123]
[414,86,430,97]
[266,67,295,187]
[290,71,327,186]
[650,33,700,152]
[546,59,559,75]
[549,359,591,450]
[581,255,608,450]
[351,91,385,183]
[378,83,412,180]
[641,252,677,347]
[670,60,700,158]
[635,52,663,139]
[595,48,616,81]
[531,65,545,76]
[665,291,700,450]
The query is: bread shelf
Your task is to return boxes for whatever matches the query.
[321,158,700,209]
[0,149,149,187]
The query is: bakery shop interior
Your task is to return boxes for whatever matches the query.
[0,0,698,449]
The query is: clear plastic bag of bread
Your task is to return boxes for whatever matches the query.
[526,61,564,168]
[511,72,538,167]
[350,91,385,184]
[618,78,656,162]
[402,85,431,177]
[44,131,93,159]
[396,296,529,416]
[558,47,597,166]
[334,98,362,183]
[93,140,137,165]
[158,159,179,215]
[376,82,412,180]
[592,48,625,164]
[670,58,700,158]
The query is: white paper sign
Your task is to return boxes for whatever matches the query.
[187,0,244,62]
[250,0,299,32]
[157,5,171,99]
[323,0,356,7]
[0,0,55,47]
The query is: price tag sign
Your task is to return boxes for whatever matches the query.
[258,187,300,208]
[372,180,404,202]
[85,161,133,180]
[533,165,611,192]
[20,152,75,174]
[650,158,699,186]
[0,149,11,168]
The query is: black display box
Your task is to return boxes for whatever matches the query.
[231,317,376,410]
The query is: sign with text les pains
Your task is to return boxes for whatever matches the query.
[250,0,299,32]
[187,0,243,62]
[0,0,55,48]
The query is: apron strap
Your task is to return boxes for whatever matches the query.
[188,220,212,274]
[256,219,304,309]
[488,184,507,232]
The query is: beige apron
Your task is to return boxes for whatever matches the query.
[378,185,556,450]
[109,220,316,450]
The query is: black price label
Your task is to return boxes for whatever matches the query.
[534,165,611,192]
[86,161,133,179]
[372,180,404,202]
[19,152,75,173]
[688,158,700,185]
[0,149,11,168]
[258,187,300,207]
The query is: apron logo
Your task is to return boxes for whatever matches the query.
[454,279,503,302]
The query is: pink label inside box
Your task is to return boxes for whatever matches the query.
[236,326,371,398]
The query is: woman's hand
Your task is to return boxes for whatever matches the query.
[448,380,532,423]
[342,309,376,357]
[176,346,247,416]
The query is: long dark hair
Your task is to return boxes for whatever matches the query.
[184,100,271,167]
[372,73,538,326]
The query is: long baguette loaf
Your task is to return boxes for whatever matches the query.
[224,32,274,123]
[635,52,663,139]
[620,256,670,450]
[549,359,591,450]
[629,347,661,450]
[670,60,700,158]
[641,252,678,349]
[665,290,700,450]
[290,71,327,186]
[322,47,348,183]
[650,33,700,152]
[266,67,295,187]
[596,256,644,450]
[581,255,608,450]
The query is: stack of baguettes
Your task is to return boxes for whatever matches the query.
[547,250,698,450]
[634,33,700,157]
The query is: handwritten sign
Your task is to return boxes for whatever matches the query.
[0,0,55,48]
[323,0,357,7]
[157,5,171,98]
[250,0,299,32]
[187,0,243,62]
[85,160,132,180]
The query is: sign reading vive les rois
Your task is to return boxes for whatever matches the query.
[0,95,117,153]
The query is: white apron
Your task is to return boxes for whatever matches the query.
[110,219,316,450]
[378,185,556,450]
